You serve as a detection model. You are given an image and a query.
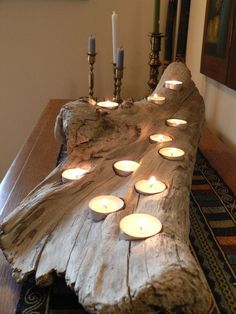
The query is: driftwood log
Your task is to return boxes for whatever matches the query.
[0,62,210,313]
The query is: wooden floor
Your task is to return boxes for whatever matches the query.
[0,99,235,314]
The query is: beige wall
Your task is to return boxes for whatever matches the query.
[186,0,236,154]
[1,0,236,181]
[0,0,164,180]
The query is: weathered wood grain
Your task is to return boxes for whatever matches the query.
[0,62,210,313]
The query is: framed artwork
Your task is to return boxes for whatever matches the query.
[201,0,236,90]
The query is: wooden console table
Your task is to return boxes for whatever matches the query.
[0,99,67,314]
[0,99,236,314]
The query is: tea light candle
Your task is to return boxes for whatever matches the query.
[135,176,167,195]
[120,213,162,240]
[113,160,140,177]
[149,133,173,144]
[166,118,187,129]
[97,100,119,109]
[62,168,89,183]
[89,195,124,221]
[164,80,183,90]
[158,147,185,161]
[147,93,166,104]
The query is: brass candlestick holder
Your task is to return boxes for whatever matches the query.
[87,52,96,101]
[115,67,124,104]
[113,63,117,100]
[147,32,164,92]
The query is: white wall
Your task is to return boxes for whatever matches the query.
[186,0,236,154]
[0,0,165,180]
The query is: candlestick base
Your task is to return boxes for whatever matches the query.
[87,52,97,101]
[115,67,124,104]
[112,63,117,100]
[148,32,164,92]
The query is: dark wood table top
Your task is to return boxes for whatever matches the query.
[0,99,235,314]
[0,99,68,314]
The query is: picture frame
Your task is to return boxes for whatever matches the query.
[200,0,236,90]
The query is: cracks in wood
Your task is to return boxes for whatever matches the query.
[144,241,151,282]
[0,62,210,313]
[126,240,134,311]
[126,193,141,310]
[66,222,93,290]
[65,213,90,271]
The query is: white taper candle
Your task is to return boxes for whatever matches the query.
[112,11,118,64]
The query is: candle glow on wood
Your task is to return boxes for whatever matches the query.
[62,168,89,183]
[147,93,166,104]
[89,195,124,221]
[149,133,173,144]
[97,100,119,109]
[166,118,187,129]
[120,213,162,240]
[135,176,167,195]
[114,160,140,177]
[159,147,185,161]
[165,80,183,90]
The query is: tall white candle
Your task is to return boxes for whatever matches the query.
[112,11,118,64]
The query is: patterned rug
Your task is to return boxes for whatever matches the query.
[15,150,236,314]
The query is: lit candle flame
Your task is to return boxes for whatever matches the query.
[123,161,130,171]
[149,176,156,188]
[100,198,109,209]
[138,218,147,234]
[171,148,176,157]
[158,134,164,142]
